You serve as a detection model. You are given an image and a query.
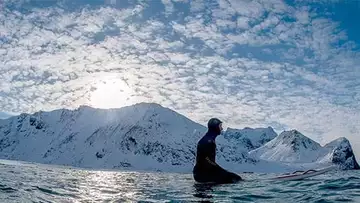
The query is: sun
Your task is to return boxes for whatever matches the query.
[89,78,134,109]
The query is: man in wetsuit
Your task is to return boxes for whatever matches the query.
[193,118,242,184]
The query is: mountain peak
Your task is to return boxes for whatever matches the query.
[276,130,321,151]
[324,137,359,170]
[250,130,359,169]
[280,129,303,138]
[249,129,322,163]
[223,126,277,151]
[325,137,349,147]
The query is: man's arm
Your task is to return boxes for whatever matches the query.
[202,141,225,169]
[207,157,242,181]
[205,157,219,166]
[205,157,228,172]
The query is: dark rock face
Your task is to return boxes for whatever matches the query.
[323,137,359,170]
[329,139,360,170]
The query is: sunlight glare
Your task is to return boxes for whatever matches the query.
[90,78,134,109]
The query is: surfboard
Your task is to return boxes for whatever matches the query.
[270,165,336,181]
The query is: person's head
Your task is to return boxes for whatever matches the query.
[207,118,223,135]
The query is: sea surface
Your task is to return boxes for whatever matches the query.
[0,159,359,203]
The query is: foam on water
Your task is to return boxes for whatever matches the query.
[0,159,359,203]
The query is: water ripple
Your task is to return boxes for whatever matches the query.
[0,185,17,193]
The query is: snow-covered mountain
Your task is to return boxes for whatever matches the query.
[322,137,360,170]
[249,130,359,170]
[223,127,278,151]
[0,103,358,173]
[0,103,201,172]
[0,103,279,173]
[249,130,322,163]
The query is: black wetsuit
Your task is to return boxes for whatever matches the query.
[193,130,242,184]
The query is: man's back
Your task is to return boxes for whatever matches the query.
[195,132,217,166]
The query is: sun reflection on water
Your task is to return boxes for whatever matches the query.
[74,170,145,202]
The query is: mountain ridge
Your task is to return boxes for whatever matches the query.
[0,102,358,172]
[249,130,359,170]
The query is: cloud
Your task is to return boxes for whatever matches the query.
[190,0,205,12]
[0,0,359,159]
[237,17,250,29]
[162,0,175,16]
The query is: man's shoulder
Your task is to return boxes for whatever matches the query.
[198,136,215,145]
[207,139,215,144]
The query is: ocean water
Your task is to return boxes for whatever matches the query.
[0,159,359,203]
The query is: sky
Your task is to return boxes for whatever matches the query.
[0,0,359,159]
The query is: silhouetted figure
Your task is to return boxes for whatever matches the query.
[193,118,242,184]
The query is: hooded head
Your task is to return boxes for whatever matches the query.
[207,118,223,135]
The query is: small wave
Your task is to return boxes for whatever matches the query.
[299,181,319,187]
[267,188,282,192]
[345,176,360,180]
[313,199,334,203]
[99,189,119,194]
[7,170,20,174]
[35,186,80,200]
[318,183,360,191]
[0,184,17,193]
[278,189,302,194]
[333,197,353,202]
[36,186,65,196]
[35,186,69,196]
[232,194,274,201]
